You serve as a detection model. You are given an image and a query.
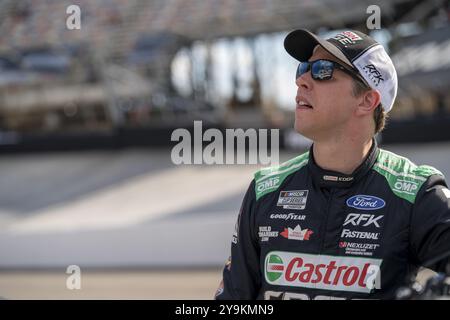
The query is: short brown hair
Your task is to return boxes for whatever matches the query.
[351,79,387,134]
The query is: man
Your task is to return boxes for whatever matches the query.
[215,29,450,300]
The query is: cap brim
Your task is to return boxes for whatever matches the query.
[284,29,354,69]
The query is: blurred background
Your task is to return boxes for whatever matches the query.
[0,0,449,299]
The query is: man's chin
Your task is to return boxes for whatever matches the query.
[294,124,312,139]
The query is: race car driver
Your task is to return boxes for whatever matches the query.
[215,29,450,300]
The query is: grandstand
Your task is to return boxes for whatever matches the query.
[0,0,449,148]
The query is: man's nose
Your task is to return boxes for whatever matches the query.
[296,71,312,91]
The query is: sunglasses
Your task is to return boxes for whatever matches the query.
[296,59,369,87]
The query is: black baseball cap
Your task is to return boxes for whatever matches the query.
[284,29,398,112]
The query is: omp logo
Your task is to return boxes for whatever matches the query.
[343,213,383,228]
[256,177,280,193]
[346,195,385,210]
[264,252,382,293]
[393,179,419,195]
[266,254,284,282]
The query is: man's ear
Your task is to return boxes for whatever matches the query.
[356,89,381,116]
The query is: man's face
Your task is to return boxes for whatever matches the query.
[294,46,360,141]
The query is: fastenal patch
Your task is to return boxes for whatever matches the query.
[277,190,308,210]
[341,229,380,240]
[264,251,382,293]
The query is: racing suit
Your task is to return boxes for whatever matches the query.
[215,140,450,300]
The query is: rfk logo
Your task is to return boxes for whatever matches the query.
[344,213,383,228]
[363,64,384,86]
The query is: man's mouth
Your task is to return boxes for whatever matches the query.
[296,99,313,109]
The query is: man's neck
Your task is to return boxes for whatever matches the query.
[312,137,373,175]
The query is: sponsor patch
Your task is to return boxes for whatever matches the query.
[280,224,313,241]
[323,175,354,182]
[346,195,385,210]
[270,213,306,221]
[332,31,363,46]
[277,190,308,210]
[343,213,384,228]
[256,176,280,193]
[393,179,419,195]
[339,241,380,257]
[341,229,380,240]
[264,251,382,293]
[259,226,279,242]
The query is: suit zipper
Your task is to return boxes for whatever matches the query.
[319,189,335,254]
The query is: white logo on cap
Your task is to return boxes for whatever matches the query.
[353,45,398,113]
[362,64,384,86]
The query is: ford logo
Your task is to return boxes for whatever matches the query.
[346,195,385,210]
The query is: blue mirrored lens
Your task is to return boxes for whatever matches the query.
[296,62,310,80]
[311,60,334,80]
